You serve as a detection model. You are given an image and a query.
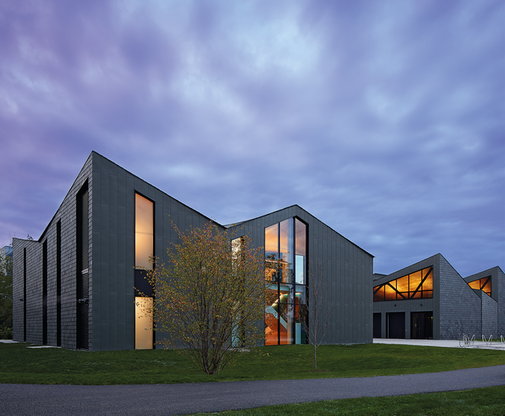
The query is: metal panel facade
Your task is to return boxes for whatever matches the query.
[90,153,216,350]
[373,254,503,340]
[14,151,374,350]
[228,205,374,345]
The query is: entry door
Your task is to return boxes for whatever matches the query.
[387,312,405,339]
[411,312,433,339]
[373,313,382,338]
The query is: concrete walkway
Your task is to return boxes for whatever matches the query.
[373,338,505,350]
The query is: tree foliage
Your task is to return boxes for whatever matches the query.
[143,222,265,375]
[0,249,13,339]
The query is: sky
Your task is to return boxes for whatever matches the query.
[0,0,504,277]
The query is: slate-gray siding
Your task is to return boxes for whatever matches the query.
[13,154,93,348]
[90,153,216,350]
[464,266,505,338]
[438,255,481,339]
[228,205,373,345]
[374,254,504,340]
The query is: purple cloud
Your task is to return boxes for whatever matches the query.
[0,0,503,277]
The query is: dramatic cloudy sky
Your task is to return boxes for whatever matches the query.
[1,0,503,277]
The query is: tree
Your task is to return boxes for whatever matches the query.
[0,248,13,339]
[301,261,333,371]
[142,222,265,375]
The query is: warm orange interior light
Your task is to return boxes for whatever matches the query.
[423,270,433,290]
[482,280,491,295]
[409,270,422,292]
[373,286,385,301]
[373,266,434,302]
[135,194,153,269]
[468,280,480,290]
[396,276,409,293]
[468,277,491,296]
[265,224,278,254]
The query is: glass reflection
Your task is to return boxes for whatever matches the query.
[265,224,279,282]
[409,270,422,291]
[422,269,433,291]
[295,219,306,284]
[374,285,385,302]
[384,284,397,301]
[279,219,293,283]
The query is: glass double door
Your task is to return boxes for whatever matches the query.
[411,312,433,339]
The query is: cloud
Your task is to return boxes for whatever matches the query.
[0,0,503,276]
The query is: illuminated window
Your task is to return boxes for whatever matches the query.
[264,218,307,345]
[135,193,154,349]
[373,267,433,302]
[135,297,153,349]
[135,193,153,269]
[468,277,491,296]
[295,219,306,284]
[265,224,279,282]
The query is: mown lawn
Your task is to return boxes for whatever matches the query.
[193,386,505,415]
[1,342,504,385]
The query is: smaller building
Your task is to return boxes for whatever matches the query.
[0,245,13,261]
[373,253,504,340]
[0,245,12,274]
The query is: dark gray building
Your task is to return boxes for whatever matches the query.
[373,253,504,340]
[228,206,373,346]
[12,151,373,350]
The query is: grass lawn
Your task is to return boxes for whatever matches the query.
[1,342,504,385]
[192,386,505,415]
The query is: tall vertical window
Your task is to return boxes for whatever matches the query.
[76,182,89,349]
[56,220,61,346]
[42,240,47,345]
[135,194,154,269]
[231,237,245,347]
[135,193,154,349]
[135,297,153,349]
[23,248,27,342]
[265,218,307,345]
[295,219,306,285]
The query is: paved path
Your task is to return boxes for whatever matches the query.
[1,365,504,416]
[373,338,505,350]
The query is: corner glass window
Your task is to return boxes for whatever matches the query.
[264,217,307,345]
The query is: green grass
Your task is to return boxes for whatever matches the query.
[1,342,504,385]
[193,386,505,415]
